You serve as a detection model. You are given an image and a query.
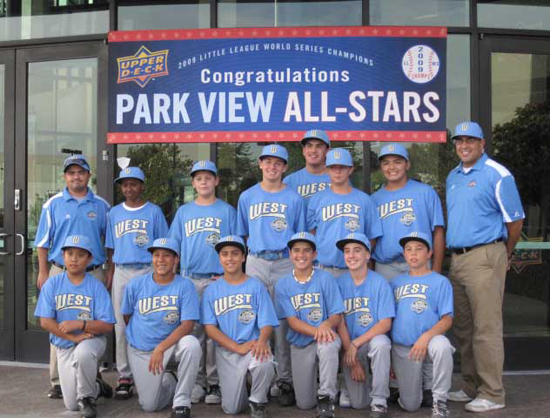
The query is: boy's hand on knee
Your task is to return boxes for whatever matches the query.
[314,323,337,343]
[251,340,272,362]
[409,333,431,362]
[350,362,366,382]
[149,347,165,375]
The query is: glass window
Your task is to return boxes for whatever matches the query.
[478,1,550,30]
[370,0,469,27]
[118,0,210,30]
[218,0,361,28]
[0,64,4,330]
[0,0,108,41]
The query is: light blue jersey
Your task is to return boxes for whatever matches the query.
[446,153,524,248]
[283,168,331,209]
[237,184,306,254]
[169,199,237,275]
[105,202,168,265]
[275,268,344,347]
[372,180,444,264]
[307,188,382,268]
[337,270,395,340]
[121,273,200,352]
[34,272,115,349]
[35,188,110,266]
[201,276,279,344]
[390,272,453,347]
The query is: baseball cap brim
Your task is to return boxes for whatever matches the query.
[336,238,371,252]
[287,238,316,251]
[147,246,179,256]
[215,241,246,254]
[399,236,431,250]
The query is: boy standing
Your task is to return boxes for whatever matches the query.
[275,232,344,417]
[105,165,169,400]
[202,236,279,417]
[169,160,236,404]
[390,232,454,418]
[35,235,115,418]
[336,233,395,417]
[121,238,202,417]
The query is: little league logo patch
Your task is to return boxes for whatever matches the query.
[205,233,221,248]
[133,234,149,248]
[411,299,428,314]
[117,45,169,88]
[271,218,288,232]
[400,211,416,226]
[358,312,373,327]
[77,312,92,321]
[307,308,323,323]
[345,218,360,232]
[164,312,180,325]
[239,310,256,324]
[87,211,97,220]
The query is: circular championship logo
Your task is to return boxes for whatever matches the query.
[402,45,440,84]
[164,312,180,325]
[87,211,97,220]
[307,308,323,323]
[358,312,373,327]
[411,299,428,314]
[77,312,92,321]
[133,234,149,248]
[400,212,417,226]
[239,310,256,324]
[271,218,288,232]
[205,233,221,248]
[345,218,360,233]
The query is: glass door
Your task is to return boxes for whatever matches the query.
[480,36,550,370]
[14,43,108,362]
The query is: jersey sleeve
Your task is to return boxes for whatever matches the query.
[93,282,116,324]
[167,208,183,245]
[105,211,114,250]
[364,197,383,239]
[34,278,56,318]
[154,206,169,238]
[294,197,307,232]
[274,280,297,320]
[227,204,238,235]
[200,286,218,325]
[376,279,396,320]
[121,279,136,316]
[257,281,280,329]
[428,187,445,229]
[306,195,318,231]
[179,279,200,322]
[437,277,454,318]
[496,175,525,223]
[236,193,249,237]
[35,203,54,249]
[324,275,345,317]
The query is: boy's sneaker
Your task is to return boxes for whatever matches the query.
[422,389,434,407]
[171,406,191,418]
[205,385,222,404]
[370,404,388,418]
[249,401,268,418]
[96,374,113,399]
[388,387,400,404]
[432,400,450,417]
[448,390,473,402]
[277,381,296,407]
[269,382,280,397]
[191,384,206,404]
[48,385,63,399]
[317,395,335,418]
[114,378,134,400]
[77,397,97,418]
[465,397,505,412]
[339,389,351,408]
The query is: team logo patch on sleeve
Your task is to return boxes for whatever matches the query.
[358,312,373,327]
[238,310,256,324]
[164,312,180,325]
[271,218,288,232]
[307,308,322,323]
[411,299,428,314]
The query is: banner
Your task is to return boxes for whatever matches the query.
[108,26,446,144]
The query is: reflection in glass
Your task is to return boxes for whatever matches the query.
[218,0,361,28]
[370,0,468,27]
[447,35,470,129]
[27,59,98,329]
[118,2,210,30]
[0,64,3,329]
[478,1,550,30]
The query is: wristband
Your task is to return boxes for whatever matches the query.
[82,320,87,331]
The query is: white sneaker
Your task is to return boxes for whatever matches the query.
[205,385,222,404]
[465,397,505,412]
[191,384,206,404]
[448,390,473,402]
[270,383,280,397]
[339,389,351,408]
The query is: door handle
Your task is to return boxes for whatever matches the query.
[0,232,10,255]
[16,233,25,256]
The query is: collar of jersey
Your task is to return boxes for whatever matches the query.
[458,152,487,174]
[63,187,93,202]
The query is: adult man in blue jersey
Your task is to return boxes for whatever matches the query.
[105,165,169,400]
[35,154,110,400]
[446,122,524,413]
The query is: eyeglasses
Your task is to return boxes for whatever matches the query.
[453,137,481,145]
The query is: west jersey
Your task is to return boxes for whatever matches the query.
[307,188,382,268]
[372,180,444,264]
[121,273,200,352]
[105,202,168,265]
[169,199,236,275]
[337,270,395,340]
[35,187,110,266]
[201,276,279,344]
[35,272,115,349]
[275,269,344,347]
[283,168,331,209]
[390,272,453,347]
[237,184,306,253]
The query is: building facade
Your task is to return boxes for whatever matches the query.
[0,0,548,369]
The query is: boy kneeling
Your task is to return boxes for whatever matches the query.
[121,238,202,417]
[275,232,344,417]
[391,232,454,418]
[336,233,395,417]
[202,236,278,417]
[35,235,115,418]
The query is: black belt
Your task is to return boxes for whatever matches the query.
[52,261,101,272]
[451,238,503,255]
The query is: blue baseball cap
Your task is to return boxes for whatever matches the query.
[63,154,90,172]
[378,143,409,161]
[451,121,484,141]
[399,231,432,250]
[301,129,330,147]
[336,233,371,252]
[259,144,288,163]
[326,148,353,167]
[287,232,317,251]
[61,235,93,255]
[215,235,247,254]
[190,160,218,176]
[147,237,180,257]
[115,166,145,183]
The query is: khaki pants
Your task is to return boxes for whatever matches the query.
[449,241,507,404]
[49,263,105,387]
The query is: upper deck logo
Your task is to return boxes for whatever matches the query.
[117,45,169,88]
